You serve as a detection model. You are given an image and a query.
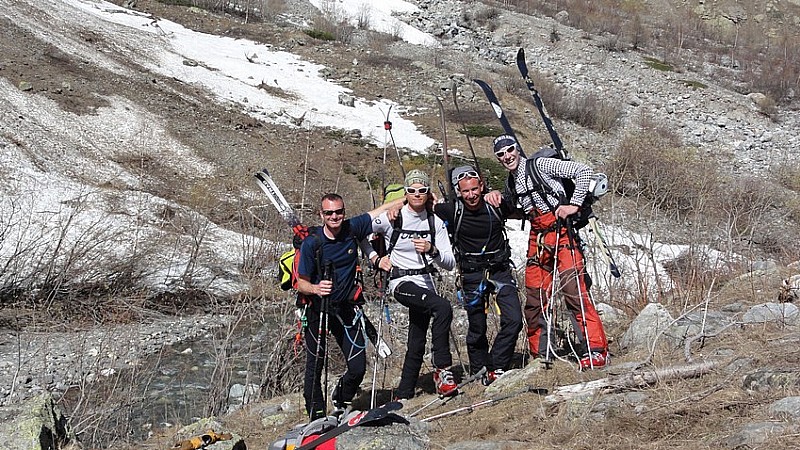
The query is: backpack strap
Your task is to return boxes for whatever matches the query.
[386,209,437,255]
[427,209,436,248]
[453,200,465,246]
[526,157,562,212]
[386,211,403,256]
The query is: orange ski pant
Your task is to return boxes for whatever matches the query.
[524,212,607,357]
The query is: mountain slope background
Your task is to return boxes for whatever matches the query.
[2,0,800,448]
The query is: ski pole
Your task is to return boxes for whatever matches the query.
[544,223,562,367]
[408,366,487,418]
[383,108,406,177]
[589,216,621,278]
[565,219,594,367]
[321,261,334,411]
[420,385,548,422]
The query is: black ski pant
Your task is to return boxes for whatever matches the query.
[393,281,453,399]
[303,303,367,420]
[461,268,523,374]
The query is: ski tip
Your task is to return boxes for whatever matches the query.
[517,47,525,60]
[384,400,404,411]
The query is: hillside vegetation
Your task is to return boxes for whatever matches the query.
[1,0,800,448]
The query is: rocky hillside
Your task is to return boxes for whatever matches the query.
[2,0,800,449]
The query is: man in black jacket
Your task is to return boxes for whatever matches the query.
[434,166,523,385]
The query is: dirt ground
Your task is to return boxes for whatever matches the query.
[4,1,800,449]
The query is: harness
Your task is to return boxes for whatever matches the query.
[385,209,437,280]
[505,152,564,215]
[451,200,512,274]
[390,266,438,278]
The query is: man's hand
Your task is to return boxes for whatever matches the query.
[387,204,402,222]
[374,256,393,272]
[556,204,579,219]
[484,190,503,208]
[316,280,333,296]
[412,237,432,254]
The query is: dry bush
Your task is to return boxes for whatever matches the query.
[309,2,356,44]
[497,65,526,97]
[609,116,720,218]
[564,91,621,132]
[519,69,620,132]
[462,4,501,32]
[356,2,371,30]
[712,177,781,248]
[163,0,286,22]
[0,193,156,311]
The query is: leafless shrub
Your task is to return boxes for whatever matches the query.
[388,20,404,42]
[564,92,621,132]
[497,65,526,97]
[360,51,414,70]
[0,192,155,310]
[754,94,779,121]
[609,118,717,218]
[775,160,800,193]
[165,0,286,22]
[713,177,779,245]
[356,2,372,30]
[312,3,356,44]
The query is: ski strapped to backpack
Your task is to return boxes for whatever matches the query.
[434,93,454,202]
[516,47,565,158]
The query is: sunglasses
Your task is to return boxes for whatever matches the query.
[404,186,430,195]
[494,144,517,158]
[322,208,345,216]
[454,170,479,182]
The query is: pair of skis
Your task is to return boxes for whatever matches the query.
[253,168,392,357]
[295,401,406,450]
[473,48,620,278]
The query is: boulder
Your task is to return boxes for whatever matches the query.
[0,393,76,450]
[742,302,799,325]
[619,303,675,352]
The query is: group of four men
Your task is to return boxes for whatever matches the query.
[295,135,609,419]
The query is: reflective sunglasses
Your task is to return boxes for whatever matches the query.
[494,144,517,158]
[322,208,345,216]
[404,186,430,195]
[454,170,479,182]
